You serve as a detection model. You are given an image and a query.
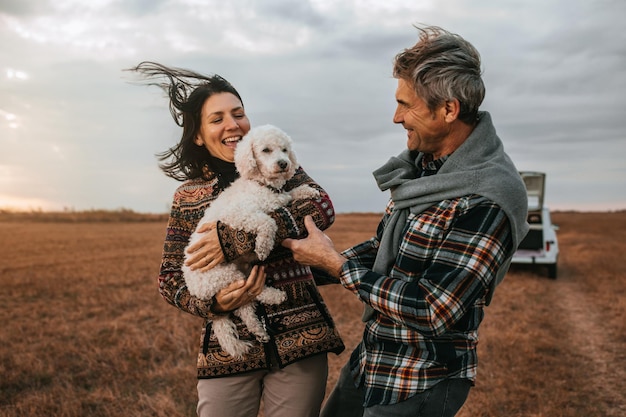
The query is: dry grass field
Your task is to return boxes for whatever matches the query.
[1,210,625,416]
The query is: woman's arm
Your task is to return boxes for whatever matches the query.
[158,192,215,318]
[158,186,268,317]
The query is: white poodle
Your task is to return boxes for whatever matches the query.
[182,124,320,359]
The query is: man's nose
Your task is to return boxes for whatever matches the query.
[393,108,403,124]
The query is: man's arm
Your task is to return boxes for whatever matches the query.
[285,199,514,337]
[349,200,513,336]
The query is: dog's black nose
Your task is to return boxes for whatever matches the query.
[278,160,288,170]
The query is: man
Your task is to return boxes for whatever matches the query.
[282,26,529,417]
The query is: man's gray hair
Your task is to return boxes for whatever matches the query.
[393,26,485,124]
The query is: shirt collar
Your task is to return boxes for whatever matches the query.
[419,154,449,177]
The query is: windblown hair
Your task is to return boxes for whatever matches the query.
[128,61,244,181]
[393,26,485,124]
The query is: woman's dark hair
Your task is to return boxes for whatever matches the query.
[128,61,244,180]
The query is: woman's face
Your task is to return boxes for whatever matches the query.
[195,92,251,162]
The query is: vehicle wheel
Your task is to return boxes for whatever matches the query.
[547,263,557,279]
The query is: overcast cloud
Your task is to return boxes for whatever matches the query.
[1,0,625,213]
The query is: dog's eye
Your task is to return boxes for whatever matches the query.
[262,148,271,153]
[282,148,287,152]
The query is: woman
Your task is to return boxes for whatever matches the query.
[131,62,344,417]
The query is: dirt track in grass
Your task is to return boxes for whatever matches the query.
[1,211,624,416]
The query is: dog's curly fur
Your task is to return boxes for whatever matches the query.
[182,124,320,358]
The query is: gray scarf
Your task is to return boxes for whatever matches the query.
[363,111,528,320]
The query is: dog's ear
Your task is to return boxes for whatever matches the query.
[287,140,299,169]
[234,132,257,179]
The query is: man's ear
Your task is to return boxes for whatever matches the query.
[444,99,461,123]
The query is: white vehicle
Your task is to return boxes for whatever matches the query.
[511,172,559,279]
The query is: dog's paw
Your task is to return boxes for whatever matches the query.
[289,185,320,201]
[254,220,278,260]
[255,333,270,343]
[257,286,287,305]
[225,339,254,359]
[213,316,254,359]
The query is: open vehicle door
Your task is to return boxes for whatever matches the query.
[512,172,559,279]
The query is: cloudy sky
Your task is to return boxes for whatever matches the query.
[1,0,625,214]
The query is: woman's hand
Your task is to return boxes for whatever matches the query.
[185,222,225,271]
[211,265,267,313]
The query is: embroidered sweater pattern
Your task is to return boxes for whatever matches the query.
[158,167,345,377]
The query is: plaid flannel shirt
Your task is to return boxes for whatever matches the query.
[339,191,513,407]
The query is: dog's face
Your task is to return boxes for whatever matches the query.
[234,125,299,189]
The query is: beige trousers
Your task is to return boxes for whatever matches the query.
[197,353,328,417]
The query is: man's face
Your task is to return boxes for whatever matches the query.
[393,78,449,158]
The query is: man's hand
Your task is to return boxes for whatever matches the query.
[185,222,225,271]
[282,216,347,278]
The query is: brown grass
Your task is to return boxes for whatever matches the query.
[1,211,625,416]
[0,208,169,223]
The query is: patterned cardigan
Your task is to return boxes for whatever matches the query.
[158,166,345,377]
